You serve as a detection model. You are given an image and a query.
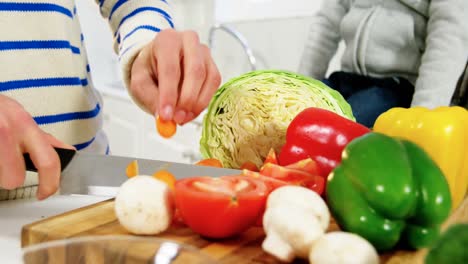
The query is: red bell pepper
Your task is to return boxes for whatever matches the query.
[278,107,370,178]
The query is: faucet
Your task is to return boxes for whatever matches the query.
[208,23,257,71]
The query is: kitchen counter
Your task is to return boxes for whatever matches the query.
[0,195,110,263]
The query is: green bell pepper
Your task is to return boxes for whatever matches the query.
[326,132,452,251]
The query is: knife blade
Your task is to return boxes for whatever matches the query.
[23,148,241,195]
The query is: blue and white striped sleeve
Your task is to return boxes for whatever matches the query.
[95,0,174,88]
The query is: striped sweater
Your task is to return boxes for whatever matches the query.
[0,0,173,200]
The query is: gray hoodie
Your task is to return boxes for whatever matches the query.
[299,0,468,108]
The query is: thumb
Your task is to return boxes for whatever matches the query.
[44,133,76,150]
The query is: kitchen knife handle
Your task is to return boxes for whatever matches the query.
[23,147,77,172]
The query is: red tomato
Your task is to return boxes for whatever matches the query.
[241,170,290,227]
[260,163,325,195]
[172,208,186,226]
[174,176,268,239]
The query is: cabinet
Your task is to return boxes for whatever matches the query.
[100,88,204,164]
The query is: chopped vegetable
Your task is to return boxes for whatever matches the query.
[200,70,355,169]
[327,133,452,251]
[309,232,379,264]
[195,158,223,168]
[284,158,320,176]
[260,163,324,195]
[242,169,289,191]
[153,170,176,190]
[174,176,268,239]
[240,161,259,171]
[125,160,139,178]
[241,154,325,195]
[425,224,468,264]
[115,176,173,235]
[262,186,329,262]
[263,148,278,166]
[279,107,370,178]
[156,115,177,138]
[374,106,468,210]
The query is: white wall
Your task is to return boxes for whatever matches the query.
[211,0,344,82]
[75,0,123,90]
[215,0,323,23]
[210,17,313,81]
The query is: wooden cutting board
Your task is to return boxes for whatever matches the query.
[22,197,468,264]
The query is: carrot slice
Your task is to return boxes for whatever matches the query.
[240,161,259,172]
[153,170,176,190]
[195,158,223,168]
[156,116,177,139]
[125,160,139,178]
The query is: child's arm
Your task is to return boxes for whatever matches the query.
[298,0,350,80]
[412,0,468,108]
[94,0,173,88]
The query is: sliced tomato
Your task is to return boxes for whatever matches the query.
[263,148,278,165]
[174,176,268,239]
[240,161,259,172]
[172,208,186,226]
[241,169,290,227]
[285,158,321,176]
[260,163,325,195]
[301,175,325,195]
[242,169,289,191]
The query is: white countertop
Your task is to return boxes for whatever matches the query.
[0,195,110,263]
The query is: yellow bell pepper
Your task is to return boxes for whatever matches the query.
[374,106,468,210]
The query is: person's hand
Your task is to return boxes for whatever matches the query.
[130,29,222,124]
[0,95,75,200]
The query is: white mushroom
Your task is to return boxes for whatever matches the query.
[115,175,173,235]
[262,205,324,262]
[266,186,330,231]
[309,232,380,264]
[262,186,330,262]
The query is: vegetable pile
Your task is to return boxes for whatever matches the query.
[114,69,466,263]
[374,106,468,210]
[200,70,354,169]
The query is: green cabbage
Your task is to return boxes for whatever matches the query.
[200,70,354,169]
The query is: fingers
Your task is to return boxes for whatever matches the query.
[0,96,64,200]
[192,45,222,119]
[22,129,61,200]
[44,133,76,150]
[154,29,182,121]
[129,29,222,125]
[0,120,25,190]
[130,46,160,115]
[176,31,206,124]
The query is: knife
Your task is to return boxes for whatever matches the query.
[23,148,241,195]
